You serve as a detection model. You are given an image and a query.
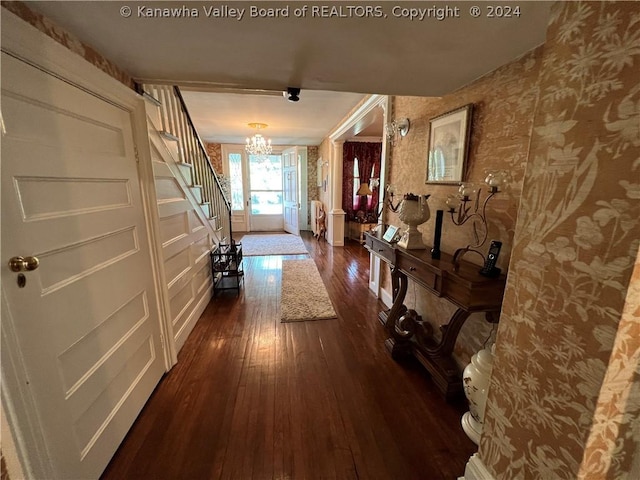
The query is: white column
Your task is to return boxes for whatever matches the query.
[328,140,345,246]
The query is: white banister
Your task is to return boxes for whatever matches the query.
[142,83,232,245]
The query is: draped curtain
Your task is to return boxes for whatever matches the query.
[342,142,382,221]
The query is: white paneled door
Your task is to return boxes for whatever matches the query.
[1,53,165,478]
[282,147,299,235]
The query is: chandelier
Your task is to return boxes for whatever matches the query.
[245,122,272,156]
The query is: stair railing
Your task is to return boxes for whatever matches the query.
[143,84,232,246]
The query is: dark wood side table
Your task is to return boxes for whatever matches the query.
[364,231,506,400]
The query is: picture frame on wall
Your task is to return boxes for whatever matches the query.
[426,104,473,184]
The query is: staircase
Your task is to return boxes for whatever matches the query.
[140,84,233,354]
[142,84,232,245]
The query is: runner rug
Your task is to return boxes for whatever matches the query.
[281,259,337,322]
[241,234,308,256]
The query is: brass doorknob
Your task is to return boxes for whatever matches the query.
[8,256,39,272]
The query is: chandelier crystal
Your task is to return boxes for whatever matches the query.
[245,123,272,156]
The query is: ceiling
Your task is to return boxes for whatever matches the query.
[25,1,553,146]
[180,88,369,145]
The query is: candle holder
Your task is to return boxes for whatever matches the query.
[447,170,509,268]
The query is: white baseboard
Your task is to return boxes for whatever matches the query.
[380,287,393,308]
[460,453,495,480]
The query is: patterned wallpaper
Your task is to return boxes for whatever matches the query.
[578,245,640,479]
[318,137,332,209]
[307,146,320,227]
[2,1,135,89]
[204,143,223,175]
[385,46,543,365]
[480,2,640,478]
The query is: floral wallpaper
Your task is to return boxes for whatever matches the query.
[480,2,640,478]
[204,142,223,175]
[578,246,640,479]
[385,45,543,366]
[307,146,320,227]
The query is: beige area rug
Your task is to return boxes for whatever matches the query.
[240,234,309,256]
[281,259,337,322]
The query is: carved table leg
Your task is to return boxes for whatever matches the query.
[421,308,472,357]
[383,267,415,360]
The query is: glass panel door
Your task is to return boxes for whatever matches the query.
[223,146,249,233]
[248,154,284,231]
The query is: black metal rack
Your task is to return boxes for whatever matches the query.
[211,242,243,295]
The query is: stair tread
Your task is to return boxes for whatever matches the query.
[160,131,179,142]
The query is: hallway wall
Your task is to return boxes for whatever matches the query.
[480,2,640,477]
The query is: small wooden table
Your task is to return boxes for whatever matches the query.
[364,231,506,400]
[348,221,377,244]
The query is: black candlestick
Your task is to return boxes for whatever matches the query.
[431,209,443,259]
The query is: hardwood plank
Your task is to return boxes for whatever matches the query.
[101,233,476,480]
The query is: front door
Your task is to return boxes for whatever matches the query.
[247,153,284,231]
[1,53,165,479]
[283,147,299,235]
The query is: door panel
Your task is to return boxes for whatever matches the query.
[283,147,299,235]
[1,53,165,479]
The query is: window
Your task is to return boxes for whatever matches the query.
[352,157,360,210]
[228,153,244,211]
[249,154,283,215]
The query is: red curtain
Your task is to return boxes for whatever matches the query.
[342,142,382,221]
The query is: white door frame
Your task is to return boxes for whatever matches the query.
[326,95,391,295]
[1,11,175,478]
[222,145,308,233]
[248,147,286,232]
[221,144,250,232]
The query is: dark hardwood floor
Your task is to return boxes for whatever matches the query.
[101,232,476,480]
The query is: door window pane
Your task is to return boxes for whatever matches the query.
[249,155,282,190]
[228,153,244,211]
[251,191,283,215]
[249,154,283,215]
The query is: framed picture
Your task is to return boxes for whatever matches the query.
[426,104,473,184]
[383,225,400,243]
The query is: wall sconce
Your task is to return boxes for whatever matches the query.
[385,184,403,212]
[446,170,510,266]
[386,118,410,146]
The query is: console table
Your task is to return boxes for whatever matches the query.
[364,231,506,400]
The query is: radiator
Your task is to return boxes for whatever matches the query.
[311,200,323,236]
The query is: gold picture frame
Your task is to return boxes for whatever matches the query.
[426,104,473,184]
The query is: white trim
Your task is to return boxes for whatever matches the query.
[347,136,383,143]
[173,284,212,352]
[460,453,495,480]
[136,103,179,369]
[328,211,346,247]
[0,10,176,476]
[329,95,386,142]
[368,255,381,295]
[1,293,54,479]
[381,286,394,309]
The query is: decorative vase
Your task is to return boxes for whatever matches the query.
[461,345,495,445]
[397,194,430,250]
